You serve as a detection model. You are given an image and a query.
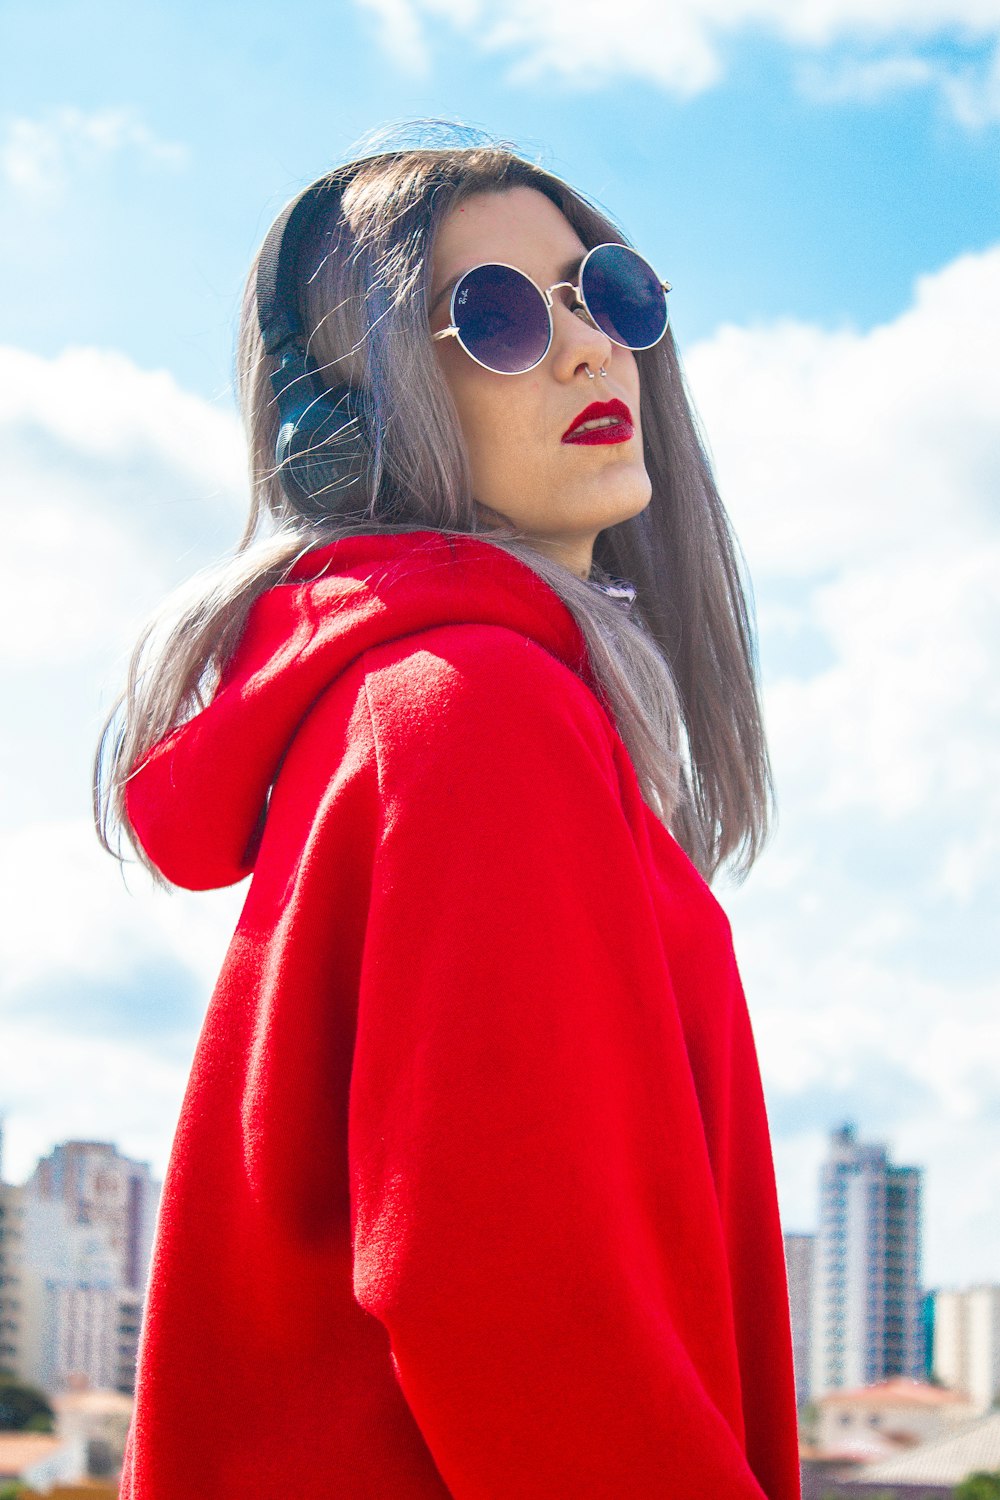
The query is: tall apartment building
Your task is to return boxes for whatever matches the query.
[19,1195,121,1393]
[29,1141,160,1297]
[0,1179,27,1377]
[783,1231,815,1408]
[6,1140,160,1398]
[932,1285,1000,1412]
[810,1123,923,1398]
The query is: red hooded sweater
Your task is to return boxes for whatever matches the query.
[119,527,800,1499]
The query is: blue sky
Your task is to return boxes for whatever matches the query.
[4,2,999,389]
[1,0,999,1290]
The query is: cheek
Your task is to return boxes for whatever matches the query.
[445,365,546,468]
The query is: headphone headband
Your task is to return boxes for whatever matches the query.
[256,171,350,356]
[256,152,419,356]
[254,145,535,514]
[254,165,382,512]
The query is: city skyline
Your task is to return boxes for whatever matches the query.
[810,1124,924,1398]
[1,0,998,1288]
[4,1120,997,1422]
[3,1123,997,1492]
[7,1112,996,1299]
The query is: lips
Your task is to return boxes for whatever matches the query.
[561,398,634,446]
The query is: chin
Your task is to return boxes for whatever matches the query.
[482,468,652,549]
[587,475,653,531]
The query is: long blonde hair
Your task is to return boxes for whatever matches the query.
[95,126,774,886]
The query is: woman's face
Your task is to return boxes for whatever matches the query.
[429,186,652,579]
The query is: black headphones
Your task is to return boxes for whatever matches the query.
[255,167,377,515]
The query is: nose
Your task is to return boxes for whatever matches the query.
[547,292,615,383]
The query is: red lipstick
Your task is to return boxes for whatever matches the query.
[561,398,634,445]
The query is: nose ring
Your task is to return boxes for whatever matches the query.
[584,364,608,380]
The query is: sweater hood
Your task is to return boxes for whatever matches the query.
[125,529,593,891]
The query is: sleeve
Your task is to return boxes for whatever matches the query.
[348,627,772,1499]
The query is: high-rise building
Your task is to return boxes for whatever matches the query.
[810,1123,923,1398]
[932,1285,1000,1412]
[29,1141,159,1296]
[0,1180,27,1377]
[19,1197,121,1393]
[11,1140,161,1398]
[783,1231,815,1408]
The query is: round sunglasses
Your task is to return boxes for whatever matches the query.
[431,242,672,376]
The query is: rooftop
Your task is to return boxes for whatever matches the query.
[0,1431,67,1478]
[820,1378,973,1408]
[852,1411,1000,1485]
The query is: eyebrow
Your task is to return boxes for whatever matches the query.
[428,250,587,319]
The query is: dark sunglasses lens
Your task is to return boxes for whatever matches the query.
[582,244,668,350]
[453,264,550,373]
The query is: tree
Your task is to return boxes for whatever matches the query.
[798,1398,820,1440]
[0,1373,54,1433]
[955,1473,1000,1500]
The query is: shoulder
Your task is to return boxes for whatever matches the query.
[359,622,621,794]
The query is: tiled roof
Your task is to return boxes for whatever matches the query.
[0,1431,64,1475]
[852,1411,1000,1484]
[51,1388,134,1413]
[820,1378,972,1407]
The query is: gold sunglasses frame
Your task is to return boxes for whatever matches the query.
[431,242,672,375]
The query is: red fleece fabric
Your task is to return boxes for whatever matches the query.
[120,529,801,1498]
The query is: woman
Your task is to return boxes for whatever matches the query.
[96,131,801,1498]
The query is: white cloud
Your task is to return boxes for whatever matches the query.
[0,346,248,1186]
[0,818,246,1185]
[0,345,241,486]
[683,246,1000,579]
[0,820,242,1002]
[0,106,188,199]
[799,44,1000,121]
[0,345,245,666]
[355,0,433,74]
[354,0,1000,119]
[941,38,1000,123]
[798,52,938,102]
[0,1021,194,1187]
[1,240,999,1279]
[691,244,1000,1281]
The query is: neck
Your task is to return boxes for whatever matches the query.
[521,533,594,580]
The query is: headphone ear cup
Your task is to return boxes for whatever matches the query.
[270,348,373,512]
